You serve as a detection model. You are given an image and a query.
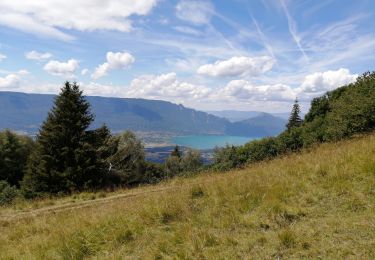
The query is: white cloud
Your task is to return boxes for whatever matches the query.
[173,26,202,36]
[0,12,74,41]
[300,68,357,93]
[25,50,52,61]
[0,0,158,40]
[81,69,89,76]
[176,0,214,25]
[214,79,297,102]
[0,74,21,89]
[126,72,211,101]
[0,53,7,61]
[0,70,29,89]
[197,56,275,78]
[165,58,202,72]
[158,17,169,25]
[126,72,296,105]
[92,52,135,79]
[80,82,125,97]
[43,59,79,78]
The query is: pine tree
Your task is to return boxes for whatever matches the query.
[286,99,303,130]
[22,82,102,195]
[171,145,182,158]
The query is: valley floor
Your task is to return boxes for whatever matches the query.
[1,133,375,259]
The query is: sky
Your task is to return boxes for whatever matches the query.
[0,0,374,113]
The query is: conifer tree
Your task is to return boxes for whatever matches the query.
[286,99,303,130]
[22,82,103,195]
[171,145,182,158]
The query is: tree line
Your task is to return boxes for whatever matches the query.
[0,82,203,204]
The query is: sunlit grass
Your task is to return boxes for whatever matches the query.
[1,133,375,259]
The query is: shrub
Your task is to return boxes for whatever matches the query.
[0,130,34,187]
[0,180,19,206]
[239,137,280,164]
[213,145,243,171]
[140,161,167,184]
[164,156,181,178]
[106,131,145,186]
[180,149,203,173]
[278,229,296,249]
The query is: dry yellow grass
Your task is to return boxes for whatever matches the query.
[1,133,375,259]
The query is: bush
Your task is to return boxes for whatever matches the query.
[278,229,296,249]
[141,162,167,184]
[213,145,243,171]
[180,149,203,173]
[164,156,181,178]
[0,130,34,187]
[0,180,19,206]
[106,131,145,186]
[239,137,280,164]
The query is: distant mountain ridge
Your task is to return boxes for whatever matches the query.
[0,91,286,137]
[225,113,287,137]
[207,110,292,121]
[207,110,264,122]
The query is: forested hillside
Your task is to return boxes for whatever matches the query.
[214,72,375,170]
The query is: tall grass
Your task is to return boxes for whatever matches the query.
[1,133,375,259]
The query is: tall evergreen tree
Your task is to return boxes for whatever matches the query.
[286,99,303,130]
[171,145,182,158]
[22,82,103,195]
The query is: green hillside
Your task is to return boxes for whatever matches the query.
[1,132,374,259]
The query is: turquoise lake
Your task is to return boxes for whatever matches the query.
[171,135,257,150]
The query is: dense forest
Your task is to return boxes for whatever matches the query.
[1,71,375,204]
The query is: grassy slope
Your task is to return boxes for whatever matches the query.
[1,134,375,259]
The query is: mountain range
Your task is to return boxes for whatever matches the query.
[0,91,286,137]
[207,110,291,121]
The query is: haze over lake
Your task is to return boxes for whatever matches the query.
[172,135,257,150]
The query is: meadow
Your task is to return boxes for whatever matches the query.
[1,133,375,259]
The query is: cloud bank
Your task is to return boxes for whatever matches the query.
[0,0,158,40]
[197,56,275,78]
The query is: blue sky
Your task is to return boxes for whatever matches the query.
[0,0,374,112]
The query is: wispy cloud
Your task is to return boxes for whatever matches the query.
[175,0,214,25]
[279,0,309,62]
[173,26,202,36]
[25,50,52,61]
[250,15,275,59]
[0,53,6,61]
